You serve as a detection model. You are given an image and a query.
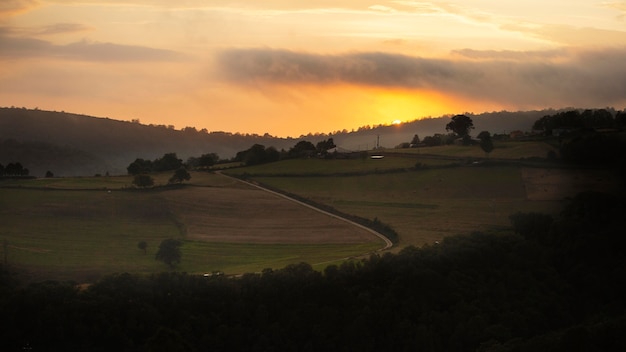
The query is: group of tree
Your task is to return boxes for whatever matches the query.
[0,162,30,177]
[399,115,488,150]
[127,153,184,175]
[286,138,336,159]
[533,108,626,133]
[1,191,624,351]
[234,144,281,166]
[533,109,626,165]
[127,152,191,188]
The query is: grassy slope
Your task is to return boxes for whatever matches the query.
[0,172,381,282]
[0,140,575,281]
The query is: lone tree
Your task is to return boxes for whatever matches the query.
[137,240,148,254]
[155,239,182,268]
[477,131,494,157]
[169,167,191,184]
[132,174,154,188]
[445,114,474,138]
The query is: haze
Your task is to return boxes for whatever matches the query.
[2,0,626,137]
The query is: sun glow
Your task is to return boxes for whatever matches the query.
[392,119,402,125]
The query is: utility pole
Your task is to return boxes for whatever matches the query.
[376,134,380,149]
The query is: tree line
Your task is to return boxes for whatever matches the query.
[1,190,624,351]
[534,109,626,165]
[0,162,30,177]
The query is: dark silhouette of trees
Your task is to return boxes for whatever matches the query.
[411,134,420,146]
[2,162,29,176]
[532,108,625,133]
[137,241,148,254]
[445,114,474,138]
[288,140,317,158]
[477,131,494,157]
[155,239,182,268]
[153,153,183,172]
[235,144,280,166]
[316,138,336,156]
[168,167,191,184]
[198,153,219,168]
[132,174,154,188]
[127,158,153,175]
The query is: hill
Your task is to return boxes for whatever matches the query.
[1,107,553,176]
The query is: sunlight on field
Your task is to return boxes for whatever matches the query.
[254,165,564,248]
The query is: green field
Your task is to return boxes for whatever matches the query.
[2,140,595,282]
[0,173,382,282]
[250,166,563,248]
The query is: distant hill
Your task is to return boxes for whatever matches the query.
[1,107,555,176]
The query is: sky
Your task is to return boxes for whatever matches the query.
[1,1,626,137]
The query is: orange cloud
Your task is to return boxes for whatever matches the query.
[0,0,39,18]
[215,47,626,109]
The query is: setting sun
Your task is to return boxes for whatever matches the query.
[392,120,402,125]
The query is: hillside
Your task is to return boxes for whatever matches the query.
[1,107,549,176]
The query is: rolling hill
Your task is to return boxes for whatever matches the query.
[1,107,552,176]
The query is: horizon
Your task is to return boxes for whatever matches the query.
[2,1,626,137]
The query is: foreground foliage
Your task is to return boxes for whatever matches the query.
[1,192,624,351]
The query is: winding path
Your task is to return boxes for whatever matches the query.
[217,171,393,251]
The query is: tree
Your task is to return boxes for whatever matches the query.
[410,134,420,146]
[153,153,183,172]
[288,140,316,158]
[198,153,219,168]
[132,174,154,188]
[137,241,148,254]
[127,158,153,175]
[477,131,494,157]
[169,167,191,184]
[316,138,336,156]
[445,114,474,138]
[45,170,54,178]
[155,239,182,268]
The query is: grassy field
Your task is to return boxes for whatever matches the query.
[250,165,564,249]
[3,139,616,282]
[384,140,558,159]
[0,172,382,282]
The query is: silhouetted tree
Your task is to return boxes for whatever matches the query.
[477,131,494,157]
[132,174,154,188]
[237,144,280,166]
[288,140,316,158]
[155,239,182,268]
[445,114,474,137]
[45,170,54,178]
[169,167,191,184]
[4,162,28,176]
[316,138,336,156]
[137,241,148,254]
[153,153,183,172]
[411,134,420,146]
[127,158,153,175]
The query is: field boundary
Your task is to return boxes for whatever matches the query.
[217,172,394,251]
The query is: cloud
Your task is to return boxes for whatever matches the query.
[0,29,184,62]
[602,1,626,20]
[216,47,626,108]
[33,23,93,36]
[502,23,626,46]
[0,0,39,18]
[46,0,374,11]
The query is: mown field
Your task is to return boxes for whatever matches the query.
[0,172,382,282]
[3,139,620,282]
